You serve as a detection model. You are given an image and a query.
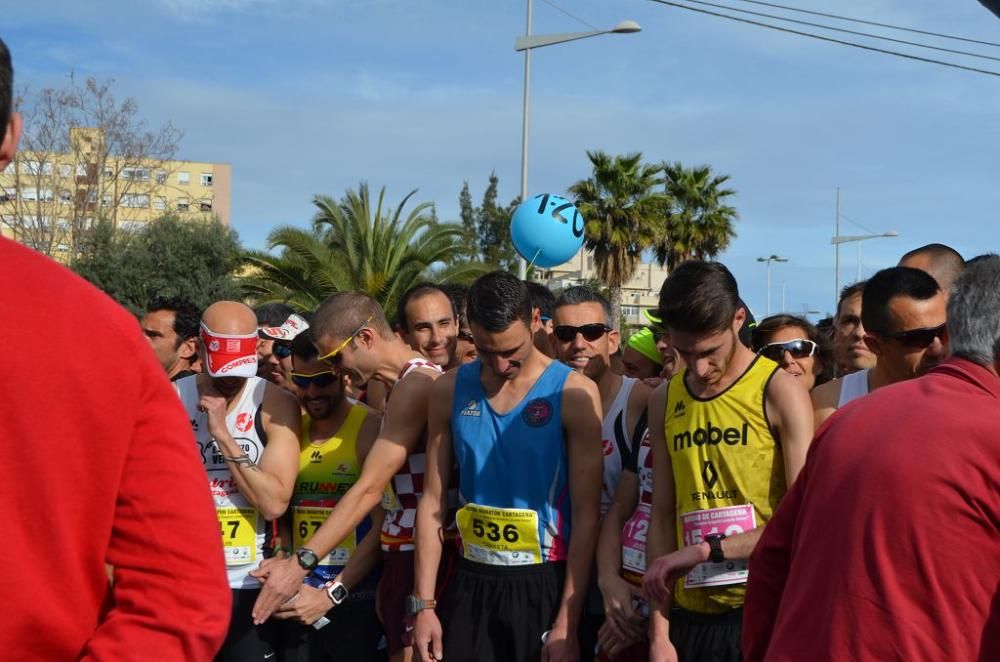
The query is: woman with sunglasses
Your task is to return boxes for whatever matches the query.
[752,315,833,393]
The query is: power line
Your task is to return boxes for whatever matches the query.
[838,212,878,236]
[728,0,1000,49]
[539,0,601,31]
[680,0,1000,63]
[646,0,1000,78]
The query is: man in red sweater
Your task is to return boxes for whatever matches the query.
[743,256,1000,661]
[0,37,231,659]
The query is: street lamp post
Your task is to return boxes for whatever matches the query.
[831,231,900,297]
[515,2,641,279]
[757,255,788,316]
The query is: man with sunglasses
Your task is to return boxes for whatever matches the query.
[251,291,454,662]
[642,261,814,662]
[256,303,297,388]
[550,286,652,661]
[743,257,1000,662]
[413,272,604,662]
[257,330,387,661]
[812,267,947,429]
[174,300,303,661]
[396,283,460,369]
[440,283,478,365]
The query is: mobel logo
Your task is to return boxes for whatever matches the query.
[673,422,750,452]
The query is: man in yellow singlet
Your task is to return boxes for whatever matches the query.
[641,261,814,662]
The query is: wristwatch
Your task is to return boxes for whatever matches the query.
[324,580,349,606]
[295,547,319,572]
[405,595,437,617]
[705,533,726,563]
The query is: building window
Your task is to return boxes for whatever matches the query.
[102,194,112,206]
[59,164,73,178]
[122,193,149,208]
[201,173,213,187]
[621,305,640,319]
[102,165,114,178]
[122,167,150,182]
[119,220,145,232]
[200,199,212,212]
[586,255,594,271]
[23,160,53,176]
[59,189,72,203]
[153,196,167,211]
[176,197,189,212]
[155,170,168,184]
[177,171,190,185]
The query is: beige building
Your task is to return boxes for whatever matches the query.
[0,127,230,256]
[533,248,669,329]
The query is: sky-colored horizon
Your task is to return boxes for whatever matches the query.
[6,0,999,318]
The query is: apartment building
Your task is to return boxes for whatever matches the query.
[533,248,669,329]
[0,127,231,255]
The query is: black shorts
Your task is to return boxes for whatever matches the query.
[280,590,387,662]
[439,558,565,662]
[215,589,278,662]
[668,606,742,662]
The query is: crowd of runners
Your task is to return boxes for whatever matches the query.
[3,36,998,662]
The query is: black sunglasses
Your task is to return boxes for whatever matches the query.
[290,371,338,389]
[553,323,612,343]
[273,342,293,359]
[880,323,947,349]
[759,339,817,362]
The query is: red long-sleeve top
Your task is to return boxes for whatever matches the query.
[0,238,230,659]
[743,357,1000,661]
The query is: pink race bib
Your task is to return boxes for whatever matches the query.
[681,504,757,588]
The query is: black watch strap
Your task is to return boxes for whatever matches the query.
[705,534,726,563]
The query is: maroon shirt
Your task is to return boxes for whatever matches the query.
[0,238,230,659]
[744,357,1000,662]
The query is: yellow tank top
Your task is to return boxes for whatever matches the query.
[665,355,785,614]
[293,404,368,577]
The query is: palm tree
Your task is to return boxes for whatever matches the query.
[568,151,666,330]
[655,162,738,270]
[241,182,485,317]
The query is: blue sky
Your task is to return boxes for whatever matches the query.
[6,0,1000,318]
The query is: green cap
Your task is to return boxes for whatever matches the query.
[626,328,663,367]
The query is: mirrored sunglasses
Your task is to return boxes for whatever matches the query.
[759,339,817,362]
[290,371,338,389]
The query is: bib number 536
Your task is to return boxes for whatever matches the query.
[471,518,520,543]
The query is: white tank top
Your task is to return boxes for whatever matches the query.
[599,376,643,515]
[175,375,268,590]
[837,368,870,408]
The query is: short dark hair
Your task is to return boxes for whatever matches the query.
[438,283,470,329]
[861,267,941,335]
[899,243,966,292]
[147,296,201,347]
[468,272,532,332]
[254,302,295,328]
[658,261,741,335]
[290,328,318,363]
[836,281,866,320]
[313,291,395,342]
[554,286,612,324]
[395,282,455,332]
[525,281,556,320]
[752,314,834,386]
[0,38,11,134]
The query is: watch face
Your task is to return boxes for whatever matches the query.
[296,548,319,570]
[331,584,349,603]
[404,595,419,616]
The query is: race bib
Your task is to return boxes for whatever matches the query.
[681,504,757,588]
[217,506,257,566]
[621,502,650,580]
[456,504,542,566]
[293,505,355,566]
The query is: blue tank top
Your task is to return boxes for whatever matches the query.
[452,359,572,564]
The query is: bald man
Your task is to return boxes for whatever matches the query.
[899,243,966,297]
[174,301,302,661]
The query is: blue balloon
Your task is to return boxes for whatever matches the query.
[510,194,585,269]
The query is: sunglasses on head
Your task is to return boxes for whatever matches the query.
[290,371,338,389]
[879,323,947,349]
[273,342,293,359]
[319,315,373,367]
[758,339,817,362]
[553,323,612,343]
